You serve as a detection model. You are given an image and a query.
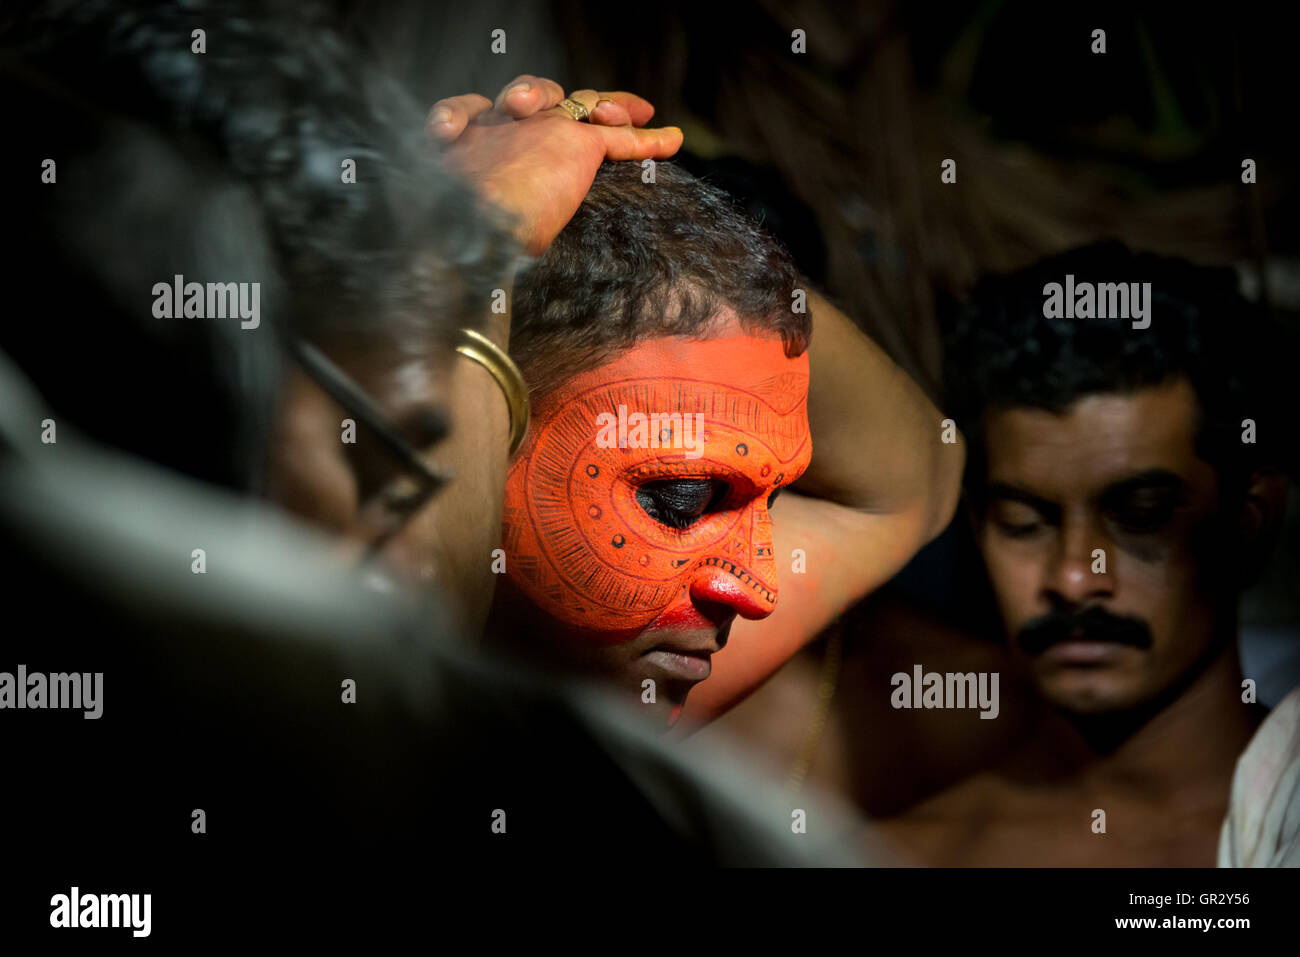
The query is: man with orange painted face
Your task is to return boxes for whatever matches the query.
[488,161,965,727]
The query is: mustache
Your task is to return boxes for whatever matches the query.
[1017,605,1153,655]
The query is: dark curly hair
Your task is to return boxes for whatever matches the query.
[4,0,515,355]
[510,161,809,399]
[1,0,515,488]
[943,241,1293,503]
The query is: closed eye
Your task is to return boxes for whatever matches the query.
[1109,501,1176,534]
[995,519,1043,538]
[636,479,729,530]
[989,497,1050,539]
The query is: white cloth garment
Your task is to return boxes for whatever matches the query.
[1218,686,1300,867]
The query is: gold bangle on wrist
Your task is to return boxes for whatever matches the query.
[455,327,530,457]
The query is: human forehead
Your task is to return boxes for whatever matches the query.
[530,332,812,483]
[982,379,1207,500]
[540,332,807,400]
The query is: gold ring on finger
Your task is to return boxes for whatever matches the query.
[556,97,591,122]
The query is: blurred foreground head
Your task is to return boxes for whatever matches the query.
[2,0,515,610]
[944,242,1291,716]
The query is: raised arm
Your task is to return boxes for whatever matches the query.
[682,290,965,721]
[420,77,682,629]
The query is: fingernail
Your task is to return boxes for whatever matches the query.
[506,82,532,95]
[429,108,452,127]
[595,98,615,109]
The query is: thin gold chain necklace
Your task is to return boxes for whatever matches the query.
[786,629,844,794]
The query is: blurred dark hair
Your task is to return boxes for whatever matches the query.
[943,241,1294,501]
[510,161,808,399]
[1,0,515,489]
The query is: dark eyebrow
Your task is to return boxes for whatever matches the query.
[1097,469,1188,505]
[290,339,449,492]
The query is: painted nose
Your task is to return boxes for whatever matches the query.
[688,504,779,620]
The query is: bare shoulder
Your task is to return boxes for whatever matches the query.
[871,771,1008,864]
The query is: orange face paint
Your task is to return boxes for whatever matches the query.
[501,332,811,646]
